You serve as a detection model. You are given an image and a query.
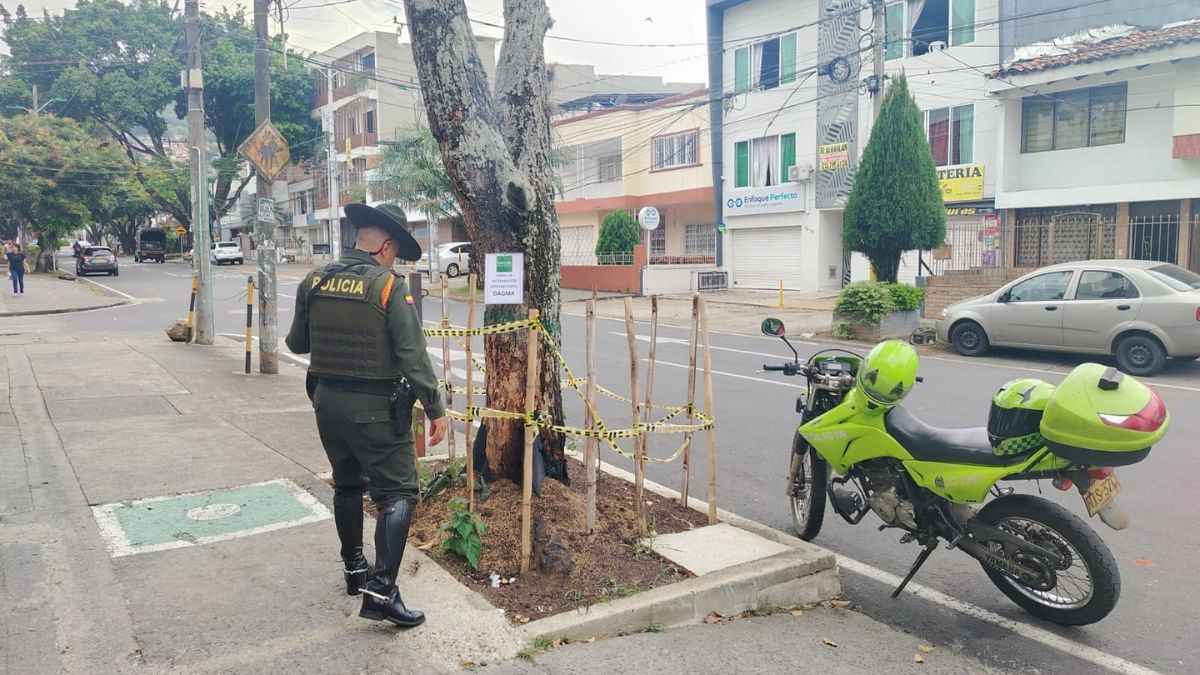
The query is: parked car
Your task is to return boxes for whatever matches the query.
[76,246,119,277]
[211,241,244,265]
[417,242,471,277]
[936,259,1200,376]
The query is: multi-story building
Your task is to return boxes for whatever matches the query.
[554,90,718,293]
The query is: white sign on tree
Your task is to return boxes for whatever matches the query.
[485,253,524,304]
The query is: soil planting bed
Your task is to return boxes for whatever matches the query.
[384,457,710,623]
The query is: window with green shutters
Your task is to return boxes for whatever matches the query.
[735,47,750,94]
[780,33,797,85]
[735,141,750,188]
[951,0,975,46]
[885,2,905,60]
[780,133,796,180]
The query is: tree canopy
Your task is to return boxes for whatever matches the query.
[0,114,138,267]
[0,0,319,231]
[596,209,641,259]
[371,124,458,225]
[843,74,945,282]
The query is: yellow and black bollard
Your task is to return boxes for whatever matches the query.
[186,273,199,342]
[244,276,254,374]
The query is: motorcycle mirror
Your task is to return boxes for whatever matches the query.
[761,318,786,337]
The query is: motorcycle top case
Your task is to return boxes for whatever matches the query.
[1040,363,1169,466]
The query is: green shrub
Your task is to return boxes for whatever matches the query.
[441,497,486,570]
[595,210,640,261]
[834,281,897,325]
[888,283,924,312]
[833,321,855,340]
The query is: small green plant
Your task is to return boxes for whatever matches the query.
[833,321,855,341]
[645,621,666,633]
[834,281,897,325]
[518,635,557,661]
[888,283,925,312]
[441,497,486,570]
[421,457,467,500]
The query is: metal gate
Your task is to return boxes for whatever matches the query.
[1013,210,1116,267]
[732,227,804,289]
[1128,214,1179,264]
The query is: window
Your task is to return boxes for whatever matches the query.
[925,105,973,165]
[1006,271,1073,302]
[1147,264,1200,291]
[652,130,699,170]
[649,226,666,257]
[361,51,376,71]
[1021,83,1127,153]
[733,133,795,188]
[734,32,797,92]
[685,224,716,256]
[597,154,622,182]
[365,110,375,134]
[1075,271,1139,300]
[298,191,308,214]
[886,0,975,59]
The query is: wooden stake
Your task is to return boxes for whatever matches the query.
[623,297,646,538]
[681,294,700,506]
[465,274,477,513]
[440,276,456,460]
[699,296,718,525]
[637,296,658,538]
[584,289,598,539]
[520,308,541,574]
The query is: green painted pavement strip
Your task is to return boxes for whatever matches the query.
[92,479,330,557]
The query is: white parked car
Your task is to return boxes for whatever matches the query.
[210,241,244,265]
[417,242,472,277]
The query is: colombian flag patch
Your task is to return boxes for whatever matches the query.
[404,294,414,305]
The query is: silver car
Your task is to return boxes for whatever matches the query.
[936,260,1200,376]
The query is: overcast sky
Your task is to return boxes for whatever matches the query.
[4,0,710,85]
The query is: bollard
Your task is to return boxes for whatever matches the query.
[244,276,254,374]
[186,273,199,342]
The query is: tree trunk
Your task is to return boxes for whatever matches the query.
[403,0,566,484]
[870,250,902,283]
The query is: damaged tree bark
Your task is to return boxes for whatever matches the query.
[403,0,565,484]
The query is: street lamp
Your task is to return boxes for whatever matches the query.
[6,97,66,117]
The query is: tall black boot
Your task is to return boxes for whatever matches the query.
[333,488,371,596]
[359,499,425,627]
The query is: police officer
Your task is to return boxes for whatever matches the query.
[285,202,447,628]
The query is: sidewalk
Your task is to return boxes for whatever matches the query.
[1,329,989,673]
[0,271,129,317]
[591,289,838,336]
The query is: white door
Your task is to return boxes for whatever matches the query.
[732,227,804,289]
[561,226,597,266]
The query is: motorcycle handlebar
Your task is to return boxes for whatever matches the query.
[762,364,788,372]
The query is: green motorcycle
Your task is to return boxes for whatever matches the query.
[760,318,1170,626]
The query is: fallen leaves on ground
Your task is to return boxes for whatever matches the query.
[917,644,935,654]
[830,598,852,608]
[790,609,804,617]
[822,637,838,648]
[915,653,925,664]
[704,611,728,624]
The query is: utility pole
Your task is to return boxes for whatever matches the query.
[31,84,37,117]
[185,0,215,345]
[325,65,341,259]
[871,0,885,118]
[253,0,278,374]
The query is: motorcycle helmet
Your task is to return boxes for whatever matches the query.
[988,378,1054,456]
[857,340,919,407]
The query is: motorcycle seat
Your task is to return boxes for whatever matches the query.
[885,406,1032,467]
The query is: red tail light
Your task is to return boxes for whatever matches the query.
[1099,389,1167,432]
[1087,468,1113,480]
[1195,306,1200,322]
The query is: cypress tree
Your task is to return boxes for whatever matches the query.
[843,74,946,282]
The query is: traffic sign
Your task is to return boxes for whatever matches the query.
[237,121,290,180]
[175,226,187,236]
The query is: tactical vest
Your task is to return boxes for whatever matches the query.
[306,262,402,381]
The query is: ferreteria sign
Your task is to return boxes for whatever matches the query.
[723,184,807,217]
[937,164,985,203]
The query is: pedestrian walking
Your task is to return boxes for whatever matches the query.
[285,202,446,629]
[6,243,29,295]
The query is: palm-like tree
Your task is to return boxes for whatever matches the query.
[371,125,458,263]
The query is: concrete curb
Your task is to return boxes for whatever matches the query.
[511,453,840,643]
[0,298,130,318]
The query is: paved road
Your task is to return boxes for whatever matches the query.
[17,255,1200,674]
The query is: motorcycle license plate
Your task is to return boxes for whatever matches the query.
[1082,474,1121,517]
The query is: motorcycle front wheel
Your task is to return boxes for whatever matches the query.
[976,495,1120,626]
[788,433,827,541]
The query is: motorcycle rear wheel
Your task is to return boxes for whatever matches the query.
[976,494,1120,626]
[788,433,827,541]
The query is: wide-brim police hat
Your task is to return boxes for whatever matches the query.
[344,202,423,261]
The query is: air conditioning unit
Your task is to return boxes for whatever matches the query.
[788,164,814,182]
